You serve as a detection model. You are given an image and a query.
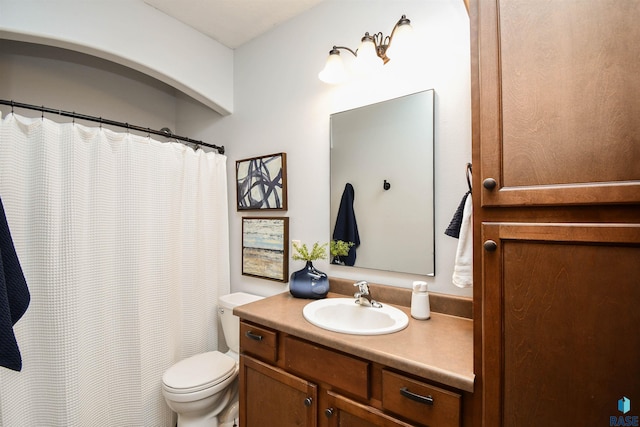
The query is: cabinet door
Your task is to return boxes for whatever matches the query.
[475,0,640,206]
[325,391,414,427]
[240,356,317,427]
[481,223,640,426]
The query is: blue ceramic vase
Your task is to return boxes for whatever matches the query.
[289,261,329,299]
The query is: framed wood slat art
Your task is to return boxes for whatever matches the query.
[242,217,289,282]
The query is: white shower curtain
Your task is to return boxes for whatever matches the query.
[0,113,230,426]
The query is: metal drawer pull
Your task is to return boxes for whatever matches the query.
[400,387,434,405]
[245,331,263,341]
[304,397,313,407]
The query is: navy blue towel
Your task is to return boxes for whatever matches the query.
[445,191,471,239]
[332,183,360,266]
[0,197,30,371]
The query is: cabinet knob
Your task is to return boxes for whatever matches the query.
[483,178,497,190]
[304,397,313,407]
[325,408,335,418]
[484,240,498,252]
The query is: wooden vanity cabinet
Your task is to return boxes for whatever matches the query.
[471,0,640,425]
[239,320,463,427]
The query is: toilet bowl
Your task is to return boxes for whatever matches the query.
[162,292,264,427]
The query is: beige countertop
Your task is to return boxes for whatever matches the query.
[234,291,475,393]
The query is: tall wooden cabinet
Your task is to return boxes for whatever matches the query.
[471,0,640,425]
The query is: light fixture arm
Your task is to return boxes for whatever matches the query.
[330,45,358,57]
[327,15,411,63]
[378,15,412,63]
[389,15,411,42]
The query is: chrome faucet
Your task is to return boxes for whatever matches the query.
[353,281,382,308]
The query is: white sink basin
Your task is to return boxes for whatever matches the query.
[302,298,409,335]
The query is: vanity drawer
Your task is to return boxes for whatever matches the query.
[284,336,370,400]
[382,370,461,427]
[239,321,278,364]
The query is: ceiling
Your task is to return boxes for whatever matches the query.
[145,0,326,49]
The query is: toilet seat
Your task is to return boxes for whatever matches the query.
[162,351,237,394]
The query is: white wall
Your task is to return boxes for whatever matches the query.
[0,0,234,115]
[217,0,472,298]
[0,40,179,133]
[0,0,473,300]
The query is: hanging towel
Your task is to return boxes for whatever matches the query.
[445,191,470,238]
[452,193,473,288]
[0,197,30,371]
[332,183,360,266]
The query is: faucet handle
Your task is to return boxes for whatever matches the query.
[353,280,369,295]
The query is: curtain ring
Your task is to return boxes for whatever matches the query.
[10,100,14,114]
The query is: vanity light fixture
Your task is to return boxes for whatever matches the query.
[318,15,413,84]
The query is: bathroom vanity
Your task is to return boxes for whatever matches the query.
[234,279,474,427]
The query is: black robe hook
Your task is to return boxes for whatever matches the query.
[383,180,391,190]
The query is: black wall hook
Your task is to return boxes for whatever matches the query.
[383,180,391,190]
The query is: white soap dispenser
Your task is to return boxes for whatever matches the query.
[411,281,431,320]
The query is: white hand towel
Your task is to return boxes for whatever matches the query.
[452,193,473,288]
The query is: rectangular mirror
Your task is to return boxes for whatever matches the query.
[330,90,435,276]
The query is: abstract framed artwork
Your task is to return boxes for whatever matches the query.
[242,217,289,282]
[236,153,288,211]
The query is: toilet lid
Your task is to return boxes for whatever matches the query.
[162,351,237,393]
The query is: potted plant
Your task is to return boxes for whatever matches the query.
[330,240,355,265]
[290,241,330,299]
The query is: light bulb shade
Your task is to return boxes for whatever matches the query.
[355,36,383,75]
[318,51,348,84]
[386,20,414,62]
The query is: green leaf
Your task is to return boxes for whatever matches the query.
[330,240,354,257]
[292,241,328,261]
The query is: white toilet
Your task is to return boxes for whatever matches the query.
[162,292,264,427]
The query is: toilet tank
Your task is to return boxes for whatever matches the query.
[218,292,264,354]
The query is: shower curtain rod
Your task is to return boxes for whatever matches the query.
[0,99,225,155]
